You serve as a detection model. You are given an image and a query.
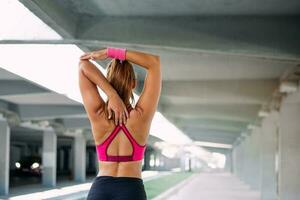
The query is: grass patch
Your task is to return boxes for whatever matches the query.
[144,172,193,199]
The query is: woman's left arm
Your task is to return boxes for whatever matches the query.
[78,59,128,125]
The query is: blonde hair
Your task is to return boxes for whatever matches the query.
[104,59,136,120]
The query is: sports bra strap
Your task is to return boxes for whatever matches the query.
[96,105,146,162]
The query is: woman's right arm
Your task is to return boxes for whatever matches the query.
[125,50,161,121]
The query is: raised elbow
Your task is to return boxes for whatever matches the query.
[155,55,160,63]
[154,55,160,67]
[78,59,89,71]
[145,55,160,70]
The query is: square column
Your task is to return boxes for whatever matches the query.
[232,142,240,176]
[248,127,262,190]
[42,128,57,187]
[239,140,247,182]
[0,117,10,195]
[233,140,245,180]
[279,99,300,200]
[224,150,233,173]
[242,135,251,184]
[94,151,99,175]
[261,110,279,200]
[74,134,86,182]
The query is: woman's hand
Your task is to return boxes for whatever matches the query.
[107,93,129,125]
[80,49,108,61]
[80,48,128,125]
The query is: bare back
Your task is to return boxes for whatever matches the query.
[90,106,151,178]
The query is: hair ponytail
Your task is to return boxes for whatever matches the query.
[104,59,136,120]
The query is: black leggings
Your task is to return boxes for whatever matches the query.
[87,176,147,200]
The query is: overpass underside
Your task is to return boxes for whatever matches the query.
[0,0,300,199]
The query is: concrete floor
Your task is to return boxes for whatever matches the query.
[166,172,260,200]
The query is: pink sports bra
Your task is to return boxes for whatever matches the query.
[96,106,147,162]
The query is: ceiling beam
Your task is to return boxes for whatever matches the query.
[184,128,240,144]
[163,104,260,122]
[18,0,78,38]
[171,117,247,132]
[77,16,300,60]
[189,134,236,144]
[14,104,86,120]
[60,118,90,129]
[203,146,232,154]
[184,128,240,139]
[0,80,49,96]
[161,79,278,105]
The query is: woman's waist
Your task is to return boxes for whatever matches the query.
[98,162,142,178]
[93,175,144,186]
[96,173,143,180]
[97,171,142,179]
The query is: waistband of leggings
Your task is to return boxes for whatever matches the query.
[94,175,143,182]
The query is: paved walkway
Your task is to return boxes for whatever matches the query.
[165,172,260,200]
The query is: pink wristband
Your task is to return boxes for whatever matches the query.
[107,47,126,61]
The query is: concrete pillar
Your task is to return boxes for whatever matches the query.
[232,142,240,176]
[279,97,300,200]
[224,150,232,173]
[232,145,238,175]
[74,134,86,182]
[233,140,245,180]
[143,148,152,170]
[239,140,246,182]
[248,127,262,190]
[42,128,57,187]
[242,135,251,184]
[178,147,186,172]
[94,151,99,175]
[233,143,239,176]
[261,110,279,200]
[189,157,192,171]
[0,116,10,195]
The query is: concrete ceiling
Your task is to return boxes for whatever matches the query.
[2,0,299,151]
[56,0,300,16]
